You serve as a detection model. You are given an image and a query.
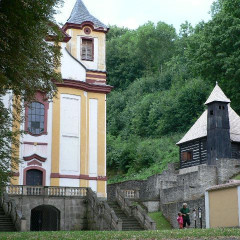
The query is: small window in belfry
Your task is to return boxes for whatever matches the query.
[223,106,225,110]
[210,110,214,115]
[219,106,222,109]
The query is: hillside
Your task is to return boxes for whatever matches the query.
[106,0,240,183]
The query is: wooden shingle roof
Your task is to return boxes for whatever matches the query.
[205,83,231,105]
[177,84,240,145]
[67,0,107,29]
[177,107,240,145]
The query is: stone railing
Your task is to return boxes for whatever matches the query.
[87,188,122,231]
[0,192,26,232]
[116,187,156,230]
[6,185,87,197]
[122,189,139,199]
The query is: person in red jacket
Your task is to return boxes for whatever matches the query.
[177,212,183,229]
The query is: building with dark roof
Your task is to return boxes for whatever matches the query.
[177,83,240,169]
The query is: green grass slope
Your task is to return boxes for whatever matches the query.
[1,229,240,240]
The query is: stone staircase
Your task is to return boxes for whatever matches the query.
[0,206,15,232]
[108,201,144,231]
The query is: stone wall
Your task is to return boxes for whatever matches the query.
[161,198,205,229]
[11,195,87,231]
[216,158,240,184]
[107,180,148,201]
[107,159,240,229]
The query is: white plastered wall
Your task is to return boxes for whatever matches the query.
[61,42,86,81]
[59,94,81,178]
[19,101,53,186]
[89,99,98,192]
[205,191,210,228]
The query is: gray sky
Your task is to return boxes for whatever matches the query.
[55,0,214,32]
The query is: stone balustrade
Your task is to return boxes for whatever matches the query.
[116,187,156,230]
[6,185,87,197]
[1,192,27,232]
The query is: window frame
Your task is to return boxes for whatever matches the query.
[181,150,193,162]
[81,37,94,62]
[25,92,49,136]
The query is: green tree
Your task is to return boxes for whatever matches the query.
[0,0,62,187]
[186,0,240,113]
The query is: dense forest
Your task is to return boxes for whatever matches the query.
[106,0,240,183]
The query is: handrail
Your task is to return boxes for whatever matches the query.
[116,187,156,230]
[0,192,26,231]
[86,188,122,231]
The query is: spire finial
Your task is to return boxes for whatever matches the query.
[216,81,218,86]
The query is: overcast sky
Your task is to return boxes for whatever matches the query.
[55,0,214,32]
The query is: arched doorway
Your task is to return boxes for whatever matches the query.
[31,205,60,231]
[26,169,43,186]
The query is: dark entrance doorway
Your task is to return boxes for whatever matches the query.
[26,169,43,186]
[31,205,60,231]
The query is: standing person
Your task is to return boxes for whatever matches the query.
[177,212,183,229]
[180,203,191,228]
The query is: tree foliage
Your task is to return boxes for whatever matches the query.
[106,0,240,181]
[106,22,176,90]
[0,0,62,187]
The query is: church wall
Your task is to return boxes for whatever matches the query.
[18,100,53,187]
[66,28,106,71]
[50,87,107,196]
[60,42,86,81]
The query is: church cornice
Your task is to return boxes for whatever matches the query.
[55,79,113,94]
[62,22,109,33]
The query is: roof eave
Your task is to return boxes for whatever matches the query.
[62,22,108,33]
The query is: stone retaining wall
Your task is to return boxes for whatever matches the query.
[11,195,87,231]
[107,159,240,229]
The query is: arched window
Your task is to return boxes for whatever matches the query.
[28,102,45,135]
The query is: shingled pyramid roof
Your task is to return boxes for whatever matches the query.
[177,85,240,145]
[205,82,231,105]
[67,0,107,29]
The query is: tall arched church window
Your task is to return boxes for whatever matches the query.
[28,102,45,135]
[24,92,49,136]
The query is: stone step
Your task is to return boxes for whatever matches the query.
[107,201,144,231]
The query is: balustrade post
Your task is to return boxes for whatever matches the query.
[22,186,27,196]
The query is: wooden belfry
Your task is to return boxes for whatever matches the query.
[177,83,240,169]
[206,83,232,165]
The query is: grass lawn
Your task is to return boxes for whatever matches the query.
[233,174,240,180]
[148,211,172,230]
[0,229,240,240]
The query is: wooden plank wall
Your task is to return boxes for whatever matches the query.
[180,137,207,169]
[231,142,240,159]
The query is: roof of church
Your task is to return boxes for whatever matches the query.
[177,84,240,145]
[205,82,231,105]
[67,0,107,29]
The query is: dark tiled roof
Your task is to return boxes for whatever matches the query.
[67,0,107,29]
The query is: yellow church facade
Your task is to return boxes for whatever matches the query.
[8,0,111,198]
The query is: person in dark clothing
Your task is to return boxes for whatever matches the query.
[180,203,191,228]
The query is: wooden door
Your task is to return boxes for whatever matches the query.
[26,169,43,186]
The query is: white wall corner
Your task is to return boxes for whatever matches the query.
[205,191,210,229]
[238,186,240,227]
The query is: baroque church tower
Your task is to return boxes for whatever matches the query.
[8,0,111,197]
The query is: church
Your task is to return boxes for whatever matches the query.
[5,0,112,198]
[177,83,240,169]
